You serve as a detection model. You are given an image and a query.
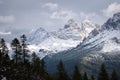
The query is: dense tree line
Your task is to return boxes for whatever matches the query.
[0,35,52,80]
[0,34,119,80]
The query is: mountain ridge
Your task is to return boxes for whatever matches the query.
[44,12,120,76]
[28,18,98,58]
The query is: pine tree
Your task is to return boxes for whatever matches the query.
[83,72,88,80]
[20,34,29,63]
[31,52,37,67]
[91,75,95,80]
[34,57,41,71]
[57,60,69,80]
[111,70,118,80]
[40,59,46,75]
[40,59,53,80]
[31,52,50,80]
[0,38,8,56]
[0,39,10,79]
[72,65,82,80]
[0,38,9,66]
[31,52,40,74]
[11,38,21,64]
[3,53,10,68]
[97,63,109,80]
[0,50,1,59]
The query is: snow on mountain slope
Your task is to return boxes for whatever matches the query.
[28,36,80,58]
[83,12,120,52]
[101,31,120,52]
[44,12,120,76]
[81,30,120,52]
[28,19,97,58]
[36,36,79,52]
[55,19,97,41]
[28,27,50,44]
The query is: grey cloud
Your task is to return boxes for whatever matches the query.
[0,31,11,35]
[42,2,58,11]
[0,0,120,42]
[0,15,15,23]
[102,2,120,17]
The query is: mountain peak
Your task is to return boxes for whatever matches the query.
[113,12,120,18]
[64,18,80,29]
[28,18,98,58]
[82,18,95,27]
[37,27,46,32]
[83,17,92,23]
[67,18,75,24]
[112,12,120,22]
[102,12,120,30]
[81,18,98,36]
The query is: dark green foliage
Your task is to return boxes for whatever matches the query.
[31,52,37,65]
[40,59,46,75]
[111,70,118,80]
[41,59,54,80]
[31,52,53,80]
[83,72,88,80]
[3,54,10,65]
[57,60,69,80]
[97,63,109,80]
[0,38,9,66]
[0,39,9,79]
[91,75,95,80]
[72,65,82,80]
[32,56,41,75]
[0,38,8,56]
[1,35,120,80]
[11,38,21,64]
[0,37,51,80]
[20,34,29,63]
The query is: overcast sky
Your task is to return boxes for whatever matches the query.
[0,0,120,41]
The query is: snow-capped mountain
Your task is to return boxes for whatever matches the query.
[55,19,97,41]
[28,27,50,44]
[83,12,120,52]
[28,19,97,58]
[44,12,120,76]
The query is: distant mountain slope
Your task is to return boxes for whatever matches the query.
[44,12,120,76]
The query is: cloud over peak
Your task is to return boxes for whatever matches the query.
[50,10,77,21]
[103,2,120,17]
[80,12,98,19]
[42,2,58,11]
